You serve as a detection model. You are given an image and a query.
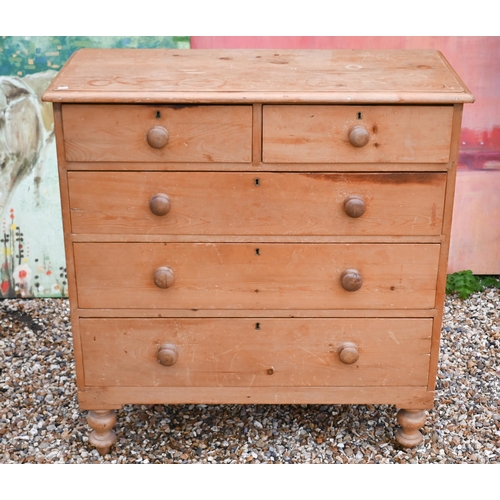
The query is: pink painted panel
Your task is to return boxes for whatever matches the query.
[449,171,500,274]
[192,37,500,274]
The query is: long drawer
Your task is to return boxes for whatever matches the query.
[68,172,446,236]
[73,243,440,310]
[80,317,432,387]
[263,105,454,163]
[62,104,253,163]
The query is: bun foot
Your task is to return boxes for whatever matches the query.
[395,409,426,448]
[87,410,117,455]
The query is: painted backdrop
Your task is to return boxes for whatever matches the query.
[192,37,500,275]
[1,36,497,301]
[0,36,189,298]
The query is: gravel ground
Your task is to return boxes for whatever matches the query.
[0,291,498,464]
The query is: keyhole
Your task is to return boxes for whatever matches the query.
[156,111,161,119]
[255,248,260,256]
[255,322,260,330]
[357,112,362,120]
[254,178,260,186]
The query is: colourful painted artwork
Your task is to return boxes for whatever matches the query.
[192,37,500,274]
[0,36,189,298]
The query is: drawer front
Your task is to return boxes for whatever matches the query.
[62,104,253,163]
[68,172,446,236]
[74,243,440,310]
[263,105,453,163]
[80,318,432,388]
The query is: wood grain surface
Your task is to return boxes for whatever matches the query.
[79,317,432,388]
[62,104,252,163]
[263,105,454,163]
[78,386,435,409]
[42,49,474,104]
[73,242,440,310]
[68,172,446,236]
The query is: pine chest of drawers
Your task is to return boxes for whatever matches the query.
[43,48,473,455]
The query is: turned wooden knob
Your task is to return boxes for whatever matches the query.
[150,193,171,216]
[157,344,178,366]
[154,266,175,289]
[338,342,359,364]
[147,126,169,149]
[348,125,369,148]
[344,195,366,218]
[341,269,363,292]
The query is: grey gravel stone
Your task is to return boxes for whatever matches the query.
[0,292,499,463]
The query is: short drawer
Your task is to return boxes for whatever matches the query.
[74,243,440,310]
[62,104,252,163]
[262,105,454,163]
[68,172,446,236]
[80,317,432,388]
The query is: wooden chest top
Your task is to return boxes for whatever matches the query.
[43,48,474,104]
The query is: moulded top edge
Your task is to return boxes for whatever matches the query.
[43,90,475,104]
[42,48,475,104]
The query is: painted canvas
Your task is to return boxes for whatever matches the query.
[0,36,189,298]
[192,37,500,274]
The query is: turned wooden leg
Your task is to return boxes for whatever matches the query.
[395,409,427,448]
[87,410,117,456]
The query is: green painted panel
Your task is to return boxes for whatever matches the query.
[0,36,190,298]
